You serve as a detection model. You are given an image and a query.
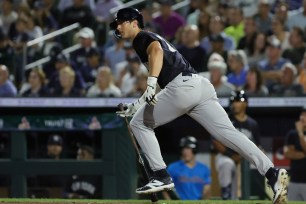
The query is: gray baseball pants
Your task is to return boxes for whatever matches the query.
[130,73,273,175]
[288,182,306,201]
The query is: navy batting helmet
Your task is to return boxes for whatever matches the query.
[230,90,248,103]
[109,8,144,38]
[180,136,199,154]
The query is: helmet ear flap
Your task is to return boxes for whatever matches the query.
[113,29,122,39]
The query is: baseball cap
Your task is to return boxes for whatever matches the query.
[48,135,63,145]
[208,53,227,74]
[281,62,297,76]
[127,54,140,63]
[109,8,144,30]
[209,34,224,43]
[268,36,281,48]
[55,53,68,63]
[86,48,100,58]
[78,27,95,39]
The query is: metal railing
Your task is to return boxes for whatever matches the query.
[22,23,81,79]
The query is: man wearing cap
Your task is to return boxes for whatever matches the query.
[71,27,97,68]
[269,62,304,96]
[200,15,235,54]
[153,0,185,42]
[46,134,63,160]
[79,47,102,84]
[208,53,234,97]
[213,90,261,200]
[163,136,211,200]
[284,106,306,201]
[258,36,289,89]
[48,53,86,95]
[117,54,147,96]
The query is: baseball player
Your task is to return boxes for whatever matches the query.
[163,136,211,200]
[213,90,261,200]
[111,8,288,203]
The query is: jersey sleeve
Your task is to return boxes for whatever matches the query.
[285,130,296,146]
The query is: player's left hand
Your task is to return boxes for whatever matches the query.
[144,76,158,105]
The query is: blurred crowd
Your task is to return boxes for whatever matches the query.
[0,0,306,98]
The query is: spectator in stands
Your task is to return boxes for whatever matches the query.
[197,9,210,40]
[0,0,18,36]
[244,67,269,97]
[247,32,268,68]
[32,0,59,34]
[208,53,234,97]
[128,72,148,97]
[64,145,101,199]
[86,66,121,97]
[204,34,228,72]
[0,30,15,75]
[274,1,289,30]
[224,7,244,47]
[269,62,304,96]
[297,52,306,94]
[177,25,206,73]
[71,27,97,68]
[284,106,306,201]
[94,0,123,23]
[9,16,31,53]
[60,0,96,29]
[113,41,137,82]
[117,54,147,96]
[0,64,17,97]
[282,27,306,66]
[254,0,273,34]
[104,37,126,73]
[48,53,86,94]
[270,16,291,52]
[237,17,257,56]
[57,0,95,12]
[258,36,288,88]
[52,66,82,97]
[186,0,209,26]
[153,0,185,42]
[138,3,161,33]
[79,47,103,85]
[25,13,43,42]
[41,0,62,23]
[20,67,49,97]
[287,0,306,30]
[200,15,235,54]
[227,50,248,88]
[163,136,211,200]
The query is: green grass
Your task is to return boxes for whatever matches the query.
[0,199,305,204]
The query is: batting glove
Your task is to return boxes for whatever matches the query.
[116,101,142,117]
[144,76,158,106]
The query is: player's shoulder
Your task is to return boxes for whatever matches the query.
[168,160,184,169]
[195,161,210,170]
[246,116,258,125]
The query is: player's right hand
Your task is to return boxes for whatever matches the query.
[116,102,140,117]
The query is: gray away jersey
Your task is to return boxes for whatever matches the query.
[132,31,197,89]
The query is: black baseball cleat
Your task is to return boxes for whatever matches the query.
[267,168,289,204]
[136,176,175,194]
